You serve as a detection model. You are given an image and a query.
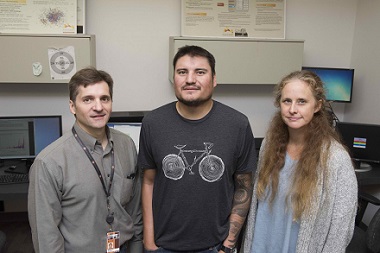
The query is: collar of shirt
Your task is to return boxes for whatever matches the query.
[73,122,114,153]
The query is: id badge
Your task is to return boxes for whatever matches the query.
[106,231,120,253]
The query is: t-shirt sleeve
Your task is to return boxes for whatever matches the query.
[235,121,257,174]
[137,119,156,170]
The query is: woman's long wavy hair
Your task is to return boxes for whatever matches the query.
[256,70,342,220]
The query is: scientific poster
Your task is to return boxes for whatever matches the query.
[181,0,285,39]
[0,0,77,34]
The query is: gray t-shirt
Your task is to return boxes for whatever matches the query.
[138,101,257,251]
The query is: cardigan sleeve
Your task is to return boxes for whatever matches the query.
[321,143,358,252]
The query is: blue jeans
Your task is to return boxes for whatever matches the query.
[144,244,220,253]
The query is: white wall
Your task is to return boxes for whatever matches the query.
[0,0,359,137]
[345,0,380,124]
[345,0,380,227]
[86,1,180,112]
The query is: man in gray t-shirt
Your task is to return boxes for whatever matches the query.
[138,45,257,253]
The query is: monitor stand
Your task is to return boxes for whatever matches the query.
[354,161,372,173]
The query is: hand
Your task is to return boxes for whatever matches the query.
[143,242,159,251]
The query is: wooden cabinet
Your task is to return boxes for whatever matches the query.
[169,36,304,85]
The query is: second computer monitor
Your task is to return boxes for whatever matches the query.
[336,121,380,171]
[0,115,62,160]
[107,111,148,151]
[302,67,354,103]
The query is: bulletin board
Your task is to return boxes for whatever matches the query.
[181,0,286,39]
[0,0,85,34]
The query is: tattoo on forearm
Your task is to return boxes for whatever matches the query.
[228,221,240,244]
[225,173,253,246]
[232,173,253,217]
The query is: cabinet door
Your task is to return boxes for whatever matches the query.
[0,34,96,83]
[169,37,304,85]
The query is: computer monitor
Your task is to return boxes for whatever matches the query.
[335,122,380,172]
[0,115,62,172]
[107,111,149,151]
[302,67,354,103]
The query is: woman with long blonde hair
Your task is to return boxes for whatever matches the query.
[241,70,357,253]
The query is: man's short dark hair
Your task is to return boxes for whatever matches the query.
[173,45,216,76]
[68,67,113,102]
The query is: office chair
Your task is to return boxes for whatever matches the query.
[0,230,6,253]
[346,191,380,253]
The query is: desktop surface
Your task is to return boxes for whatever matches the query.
[355,163,380,186]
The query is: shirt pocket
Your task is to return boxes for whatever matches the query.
[120,172,136,205]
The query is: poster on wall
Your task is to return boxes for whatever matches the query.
[48,46,77,80]
[0,0,77,34]
[181,0,286,39]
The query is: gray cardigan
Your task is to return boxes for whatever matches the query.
[241,140,358,253]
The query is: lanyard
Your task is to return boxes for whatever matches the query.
[72,127,116,227]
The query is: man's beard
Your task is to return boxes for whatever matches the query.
[177,94,212,107]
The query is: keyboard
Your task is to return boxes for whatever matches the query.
[0,173,29,184]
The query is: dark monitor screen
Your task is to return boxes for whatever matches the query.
[335,122,380,169]
[0,115,62,160]
[302,67,354,103]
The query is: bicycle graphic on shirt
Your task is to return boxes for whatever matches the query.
[162,142,225,182]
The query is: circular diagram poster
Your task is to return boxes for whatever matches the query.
[48,46,76,80]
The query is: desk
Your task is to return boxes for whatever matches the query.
[356,164,380,186]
